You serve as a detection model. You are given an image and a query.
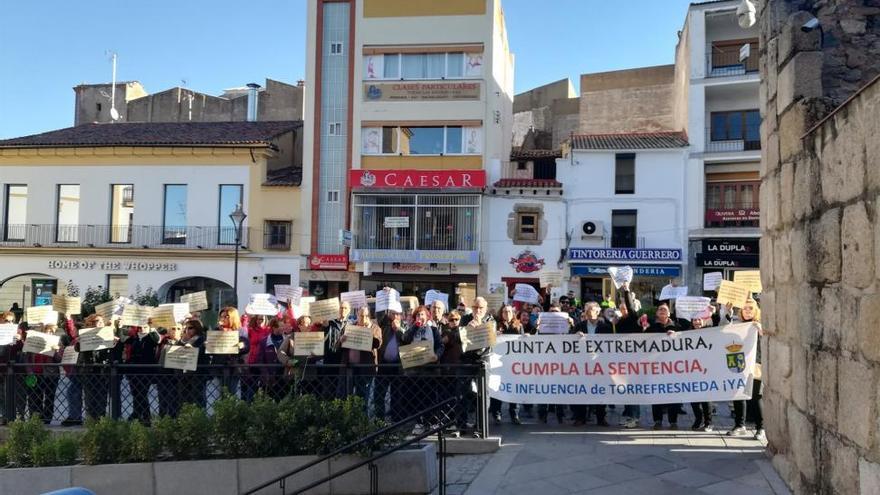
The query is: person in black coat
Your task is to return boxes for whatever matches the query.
[124,325,161,424]
[571,302,613,426]
[646,303,681,429]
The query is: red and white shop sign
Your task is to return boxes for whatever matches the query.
[350,170,486,189]
[309,254,348,271]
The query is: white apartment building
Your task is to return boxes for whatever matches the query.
[302,0,514,303]
[678,0,762,291]
[0,121,304,323]
[560,132,690,306]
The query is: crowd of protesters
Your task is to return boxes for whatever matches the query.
[0,283,763,442]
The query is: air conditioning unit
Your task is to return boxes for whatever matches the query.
[580,220,604,239]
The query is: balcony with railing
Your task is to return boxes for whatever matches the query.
[706,41,759,78]
[705,126,761,153]
[0,224,249,250]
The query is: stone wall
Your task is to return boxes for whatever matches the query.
[759,1,880,493]
[579,65,676,134]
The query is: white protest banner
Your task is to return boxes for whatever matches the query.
[460,321,496,352]
[25,305,56,324]
[180,291,208,312]
[205,331,240,354]
[538,312,570,334]
[716,280,752,308]
[293,332,325,356]
[150,305,178,329]
[607,266,634,289]
[61,346,79,366]
[163,345,199,372]
[341,325,374,352]
[78,326,117,352]
[246,294,279,316]
[539,272,563,288]
[0,323,17,346]
[675,296,712,321]
[121,305,152,327]
[340,290,367,309]
[275,285,303,306]
[659,285,689,301]
[399,341,436,369]
[733,270,763,294]
[703,272,723,291]
[22,331,60,356]
[375,288,401,313]
[487,323,759,405]
[308,298,341,323]
[424,290,449,309]
[52,295,81,315]
[512,284,540,305]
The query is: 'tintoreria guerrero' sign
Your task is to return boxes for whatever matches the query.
[567,248,682,262]
[351,170,486,189]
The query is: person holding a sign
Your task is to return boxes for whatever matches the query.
[340,306,382,406]
[176,319,209,408]
[23,322,64,424]
[75,314,122,420]
[570,303,613,427]
[253,317,288,401]
[212,307,250,396]
[489,305,524,426]
[429,300,448,327]
[123,322,162,424]
[0,313,24,424]
[536,305,573,425]
[318,302,351,400]
[646,303,683,430]
[375,309,407,421]
[680,317,715,432]
[401,306,443,430]
[243,315,273,402]
[156,324,184,417]
[721,299,764,440]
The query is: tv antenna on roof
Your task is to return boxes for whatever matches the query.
[99,50,121,121]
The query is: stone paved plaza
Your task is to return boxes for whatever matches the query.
[438,404,788,495]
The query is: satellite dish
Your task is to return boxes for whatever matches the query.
[110,107,120,121]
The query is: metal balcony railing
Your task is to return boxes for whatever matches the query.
[706,127,761,153]
[706,43,759,78]
[0,224,249,250]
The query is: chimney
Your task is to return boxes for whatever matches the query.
[246,82,261,122]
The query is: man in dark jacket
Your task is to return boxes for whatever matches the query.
[646,303,681,429]
[321,302,350,399]
[571,302,613,426]
[375,310,406,422]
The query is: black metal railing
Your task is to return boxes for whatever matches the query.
[0,224,249,250]
[0,363,487,437]
[706,44,759,77]
[706,127,761,153]
[243,397,459,495]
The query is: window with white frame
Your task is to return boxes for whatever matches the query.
[328,122,342,135]
[364,51,482,80]
[327,190,340,203]
[330,42,343,55]
[361,126,482,155]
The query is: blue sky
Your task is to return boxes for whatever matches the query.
[0,0,693,139]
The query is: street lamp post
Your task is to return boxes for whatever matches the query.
[229,203,247,308]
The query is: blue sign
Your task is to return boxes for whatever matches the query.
[570,264,681,278]
[567,248,682,262]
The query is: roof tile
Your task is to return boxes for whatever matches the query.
[570,131,689,150]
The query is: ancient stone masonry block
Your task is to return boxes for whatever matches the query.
[838,358,877,451]
[764,393,789,451]
[779,101,811,163]
[768,338,792,392]
[789,224,809,282]
[766,37,779,102]
[774,230,792,283]
[780,162,795,225]
[790,342,808,410]
[840,287,862,355]
[859,458,880,495]
[762,131,781,178]
[841,202,874,289]
[810,351,839,428]
[792,157,818,221]
[824,432,860,495]
[865,88,880,191]
[818,115,868,205]
[795,285,819,345]
[788,403,817,482]
[858,292,880,364]
[762,172,781,231]
[810,207,842,283]
[820,286,842,351]
[778,51,824,113]
[778,11,822,64]
[761,288,776,334]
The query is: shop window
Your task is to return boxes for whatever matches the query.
[163,184,188,244]
[107,274,128,298]
[611,210,637,248]
[615,153,635,194]
[263,220,291,250]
